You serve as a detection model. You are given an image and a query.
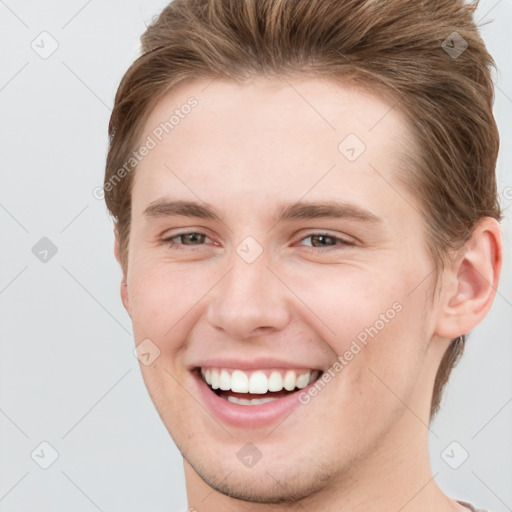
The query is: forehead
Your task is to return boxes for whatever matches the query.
[132,76,419,218]
[140,75,413,151]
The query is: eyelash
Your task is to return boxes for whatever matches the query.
[161,231,355,251]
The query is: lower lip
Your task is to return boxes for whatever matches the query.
[192,371,316,429]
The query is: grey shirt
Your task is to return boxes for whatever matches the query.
[458,500,489,512]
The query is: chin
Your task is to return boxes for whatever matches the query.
[185,451,334,504]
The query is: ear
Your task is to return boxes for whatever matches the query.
[435,217,502,339]
[114,225,131,316]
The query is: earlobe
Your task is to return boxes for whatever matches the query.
[435,217,502,339]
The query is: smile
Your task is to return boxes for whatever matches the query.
[191,364,325,427]
[200,367,321,405]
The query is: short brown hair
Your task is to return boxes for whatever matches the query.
[104,0,502,420]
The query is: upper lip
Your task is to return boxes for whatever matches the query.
[191,357,325,371]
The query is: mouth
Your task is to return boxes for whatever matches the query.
[198,367,323,406]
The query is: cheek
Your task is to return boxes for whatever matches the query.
[296,264,429,405]
[127,259,215,339]
[279,262,408,347]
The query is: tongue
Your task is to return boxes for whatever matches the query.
[218,389,292,400]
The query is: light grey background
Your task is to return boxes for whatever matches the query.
[0,1,511,511]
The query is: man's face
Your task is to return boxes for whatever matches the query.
[121,77,444,502]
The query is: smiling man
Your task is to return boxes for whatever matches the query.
[103,1,502,511]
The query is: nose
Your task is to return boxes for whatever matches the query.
[205,252,292,340]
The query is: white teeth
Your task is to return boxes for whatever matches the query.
[268,371,283,391]
[296,372,310,389]
[248,371,268,393]
[227,396,278,405]
[219,369,231,390]
[211,369,220,389]
[283,370,296,391]
[200,367,321,394]
[231,370,249,393]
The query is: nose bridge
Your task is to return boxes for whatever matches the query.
[206,247,290,339]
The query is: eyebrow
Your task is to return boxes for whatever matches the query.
[143,199,382,225]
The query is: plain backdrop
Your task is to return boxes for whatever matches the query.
[0,1,511,511]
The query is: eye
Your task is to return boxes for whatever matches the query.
[161,231,354,252]
[299,233,355,249]
[163,231,212,249]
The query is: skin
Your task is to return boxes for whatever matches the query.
[114,76,502,511]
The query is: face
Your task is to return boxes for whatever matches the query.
[120,77,445,503]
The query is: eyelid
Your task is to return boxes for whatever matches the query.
[295,232,356,248]
[161,229,355,251]
[161,230,215,248]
